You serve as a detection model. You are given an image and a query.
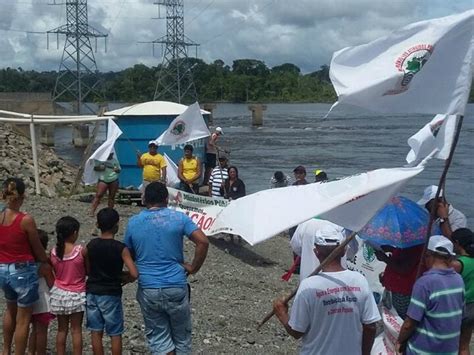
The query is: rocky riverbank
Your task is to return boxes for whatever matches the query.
[0,193,300,354]
[0,124,78,197]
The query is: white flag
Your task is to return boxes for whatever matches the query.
[164,153,180,187]
[406,114,456,165]
[208,165,424,245]
[329,10,473,115]
[156,102,210,145]
[83,119,123,185]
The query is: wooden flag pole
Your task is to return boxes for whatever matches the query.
[415,115,464,278]
[257,231,357,330]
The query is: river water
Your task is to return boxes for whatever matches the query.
[55,103,473,223]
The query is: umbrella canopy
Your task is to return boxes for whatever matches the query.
[358,195,437,248]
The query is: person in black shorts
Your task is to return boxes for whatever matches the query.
[86,208,138,355]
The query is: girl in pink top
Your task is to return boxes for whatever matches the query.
[50,216,88,355]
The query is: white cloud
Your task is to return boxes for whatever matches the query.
[0,0,471,73]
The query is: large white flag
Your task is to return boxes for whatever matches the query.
[83,119,123,185]
[156,102,210,145]
[208,165,424,245]
[329,10,474,115]
[406,114,456,165]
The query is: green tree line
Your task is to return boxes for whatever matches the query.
[0,59,336,103]
[0,59,473,103]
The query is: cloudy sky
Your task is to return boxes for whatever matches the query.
[0,0,472,73]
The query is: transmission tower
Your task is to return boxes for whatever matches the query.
[152,0,199,104]
[47,0,107,114]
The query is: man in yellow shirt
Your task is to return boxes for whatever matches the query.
[178,144,201,194]
[137,141,167,194]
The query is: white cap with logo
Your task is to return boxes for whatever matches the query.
[148,140,158,146]
[314,226,345,246]
[427,235,456,256]
[418,185,443,205]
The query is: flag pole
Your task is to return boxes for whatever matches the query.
[257,231,357,330]
[415,114,464,278]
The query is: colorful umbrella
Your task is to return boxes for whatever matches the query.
[358,195,439,249]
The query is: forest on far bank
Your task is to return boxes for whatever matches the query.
[0,58,473,104]
[0,58,336,103]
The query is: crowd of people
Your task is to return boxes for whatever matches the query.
[275,182,473,355]
[0,178,208,354]
[1,126,473,354]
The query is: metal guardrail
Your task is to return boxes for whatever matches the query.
[0,110,112,195]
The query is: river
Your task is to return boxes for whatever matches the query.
[54,103,473,223]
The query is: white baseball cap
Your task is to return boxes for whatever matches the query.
[314,226,344,246]
[427,235,456,256]
[148,140,158,146]
[215,127,224,135]
[417,185,443,205]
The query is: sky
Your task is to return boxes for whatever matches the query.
[0,0,472,74]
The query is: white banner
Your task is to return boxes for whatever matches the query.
[156,102,210,145]
[329,10,473,115]
[168,187,229,234]
[406,114,456,165]
[83,119,123,185]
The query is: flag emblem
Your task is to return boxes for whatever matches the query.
[171,120,186,136]
[384,44,433,96]
[363,243,376,263]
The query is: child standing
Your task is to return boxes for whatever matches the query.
[28,229,55,355]
[86,208,138,355]
[50,217,87,355]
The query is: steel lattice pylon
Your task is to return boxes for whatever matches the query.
[153,0,199,104]
[48,0,107,114]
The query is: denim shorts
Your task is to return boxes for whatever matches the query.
[137,286,191,354]
[86,293,124,336]
[0,262,39,307]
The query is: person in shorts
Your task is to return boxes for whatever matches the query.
[86,208,138,355]
[0,177,49,355]
[90,152,121,216]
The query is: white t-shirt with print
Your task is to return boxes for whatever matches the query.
[289,269,381,355]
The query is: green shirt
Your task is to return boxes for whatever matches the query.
[95,158,120,183]
[459,255,474,303]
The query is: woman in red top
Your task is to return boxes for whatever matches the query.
[375,244,424,319]
[0,177,48,355]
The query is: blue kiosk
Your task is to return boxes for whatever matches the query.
[104,101,210,188]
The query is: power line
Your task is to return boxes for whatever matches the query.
[186,0,215,26]
[200,0,275,46]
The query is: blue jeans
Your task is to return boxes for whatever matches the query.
[86,293,124,336]
[0,262,39,307]
[137,286,191,354]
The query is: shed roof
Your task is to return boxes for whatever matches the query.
[104,101,209,116]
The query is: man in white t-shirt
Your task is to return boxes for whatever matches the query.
[274,225,381,355]
[290,219,358,282]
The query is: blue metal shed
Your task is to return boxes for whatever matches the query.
[104,101,210,188]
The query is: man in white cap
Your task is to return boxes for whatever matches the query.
[418,185,467,237]
[137,140,167,195]
[397,235,464,354]
[204,127,224,185]
[273,225,380,355]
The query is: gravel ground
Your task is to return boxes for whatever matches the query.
[0,195,301,354]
